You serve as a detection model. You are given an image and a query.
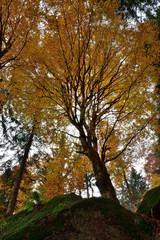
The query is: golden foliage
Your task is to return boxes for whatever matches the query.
[0,0,39,69]
[38,145,92,199]
[0,0,159,202]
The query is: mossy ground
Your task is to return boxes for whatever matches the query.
[0,194,153,240]
[70,197,153,240]
[0,194,82,240]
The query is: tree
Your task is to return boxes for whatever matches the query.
[83,172,96,198]
[5,124,35,217]
[118,168,148,211]
[0,112,32,172]
[0,151,46,217]
[0,168,13,217]
[0,107,47,217]
[17,0,158,200]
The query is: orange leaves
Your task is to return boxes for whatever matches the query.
[144,153,160,188]
[8,0,159,139]
[0,0,159,203]
[0,0,39,69]
[38,149,92,199]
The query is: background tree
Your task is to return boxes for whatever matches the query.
[83,172,96,198]
[117,168,148,211]
[0,168,13,217]
[5,124,35,217]
[0,161,36,216]
[0,107,48,217]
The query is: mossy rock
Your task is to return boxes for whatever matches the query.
[0,193,153,240]
[137,186,160,219]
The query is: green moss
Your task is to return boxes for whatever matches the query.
[0,194,153,240]
[0,193,82,240]
[137,186,160,215]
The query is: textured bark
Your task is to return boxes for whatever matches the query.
[5,127,35,217]
[87,149,118,202]
[76,124,118,202]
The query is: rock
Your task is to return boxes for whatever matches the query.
[137,186,160,220]
[1,194,153,240]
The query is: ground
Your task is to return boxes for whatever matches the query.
[0,193,154,240]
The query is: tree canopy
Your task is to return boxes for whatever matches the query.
[8,0,159,199]
[0,0,159,216]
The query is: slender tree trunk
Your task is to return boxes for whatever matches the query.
[87,149,119,202]
[5,127,35,217]
[123,170,132,200]
[85,175,90,199]
[122,170,136,209]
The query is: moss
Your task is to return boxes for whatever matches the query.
[0,194,153,240]
[0,193,82,240]
[137,186,160,215]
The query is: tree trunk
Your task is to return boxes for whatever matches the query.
[87,150,119,202]
[85,175,90,199]
[123,170,133,201]
[5,127,35,217]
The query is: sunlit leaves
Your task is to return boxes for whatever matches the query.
[38,140,92,198]
[0,0,39,69]
[1,0,159,200]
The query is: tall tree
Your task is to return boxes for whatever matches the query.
[118,168,148,211]
[0,106,48,217]
[5,124,35,217]
[15,0,159,200]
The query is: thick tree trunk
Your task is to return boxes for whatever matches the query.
[5,127,35,217]
[87,150,119,202]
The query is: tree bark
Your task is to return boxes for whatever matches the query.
[123,170,133,201]
[85,175,90,199]
[5,127,35,217]
[87,149,119,202]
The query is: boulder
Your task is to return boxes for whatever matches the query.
[1,193,153,240]
[137,186,160,220]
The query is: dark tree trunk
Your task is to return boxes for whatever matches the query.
[85,175,90,199]
[5,127,35,217]
[87,149,119,202]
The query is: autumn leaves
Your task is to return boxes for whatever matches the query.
[0,0,159,214]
